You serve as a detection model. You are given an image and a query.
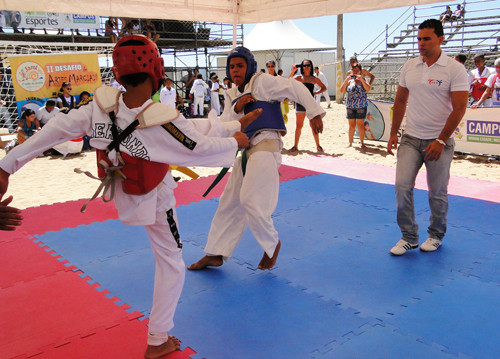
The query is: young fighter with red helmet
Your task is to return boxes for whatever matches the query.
[188,46,325,271]
[0,35,261,358]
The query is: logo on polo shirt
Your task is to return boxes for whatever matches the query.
[428,79,443,86]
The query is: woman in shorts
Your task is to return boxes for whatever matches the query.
[340,63,371,148]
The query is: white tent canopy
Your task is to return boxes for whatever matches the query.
[0,1,449,23]
[245,20,335,53]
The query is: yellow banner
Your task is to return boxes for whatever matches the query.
[8,52,101,115]
[9,52,101,100]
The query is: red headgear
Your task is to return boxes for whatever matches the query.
[112,34,165,91]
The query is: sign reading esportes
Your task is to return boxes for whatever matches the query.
[0,11,100,30]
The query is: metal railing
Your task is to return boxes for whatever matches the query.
[356,0,500,100]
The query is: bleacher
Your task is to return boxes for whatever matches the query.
[356,0,500,100]
[0,18,236,51]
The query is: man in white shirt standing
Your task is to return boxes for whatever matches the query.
[159,78,177,109]
[314,66,331,108]
[189,74,209,117]
[36,99,59,127]
[387,19,468,256]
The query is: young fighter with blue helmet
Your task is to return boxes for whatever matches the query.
[189,46,325,271]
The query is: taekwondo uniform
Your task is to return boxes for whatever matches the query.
[0,87,242,345]
[203,72,325,260]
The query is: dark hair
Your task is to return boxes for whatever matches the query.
[301,59,314,75]
[352,63,363,72]
[60,82,71,92]
[45,99,56,107]
[474,53,485,60]
[349,56,358,62]
[197,73,203,79]
[277,69,283,75]
[418,19,444,37]
[79,91,90,98]
[21,109,35,119]
[120,73,149,87]
[314,66,319,70]
[455,54,467,64]
[266,60,276,66]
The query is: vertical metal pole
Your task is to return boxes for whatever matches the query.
[232,0,239,49]
[336,14,344,104]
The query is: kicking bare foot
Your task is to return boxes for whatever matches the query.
[187,255,223,270]
[257,240,281,270]
[144,335,180,359]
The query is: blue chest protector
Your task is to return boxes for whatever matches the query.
[232,96,286,140]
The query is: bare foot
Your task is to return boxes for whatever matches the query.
[187,255,223,270]
[257,240,281,270]
[144,335,180,359]
[345,143,352,148]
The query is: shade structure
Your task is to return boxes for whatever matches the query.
[0,1,450,24]
[245,20,335,52]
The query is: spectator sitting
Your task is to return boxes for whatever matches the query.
[121,19,140,36]
[56,82,75,113]
[144,20,160,43]
[16,109,40,145]
[36,99,59,127]
[105,17,119,43]
[440,6,453,24]
[77,91,91,107]
[451,4,465,24]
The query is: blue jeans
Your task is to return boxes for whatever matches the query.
[395,134,454,244]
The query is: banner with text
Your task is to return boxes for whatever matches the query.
[370,100,500,156]
[8,52,101,116]
[0,11,100,30]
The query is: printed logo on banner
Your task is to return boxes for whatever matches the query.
[467,120,500,144]
[15,61,46,92]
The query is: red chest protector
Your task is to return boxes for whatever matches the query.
[96,149,169,195]
[93,86,179,196]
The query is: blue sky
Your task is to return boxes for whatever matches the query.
[243,1,454,59]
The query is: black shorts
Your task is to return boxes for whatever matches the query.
[346,107,367,119]
[296,103,305,112]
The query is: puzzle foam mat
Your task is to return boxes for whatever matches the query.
[1,161,499,359]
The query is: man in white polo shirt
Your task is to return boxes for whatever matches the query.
[159,78,178,109]
[387,19,468,256]
[36,99,59,127]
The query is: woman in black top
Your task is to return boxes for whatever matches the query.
[289,59,326,152]
[56,82,75,114]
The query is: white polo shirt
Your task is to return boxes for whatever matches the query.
[37,106,60,125]
[159,87,177,108]
[399,51,469,139]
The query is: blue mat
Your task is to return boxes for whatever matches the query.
[34,173,500,358]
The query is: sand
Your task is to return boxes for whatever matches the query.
[2,102,499,210]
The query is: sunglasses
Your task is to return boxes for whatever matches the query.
[302,64,311,67]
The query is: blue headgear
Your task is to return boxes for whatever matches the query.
[226,46,257,83]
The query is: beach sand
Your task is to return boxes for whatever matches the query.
[2,102,499,209]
